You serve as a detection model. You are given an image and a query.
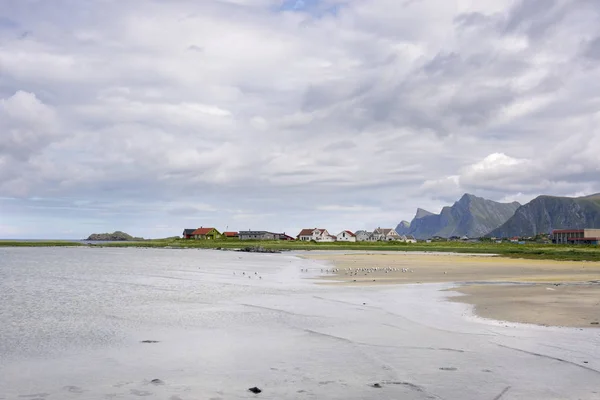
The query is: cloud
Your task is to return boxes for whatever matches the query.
[1,0,600,238]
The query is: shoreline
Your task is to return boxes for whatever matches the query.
[305,252,600,328]
[2,239,600,262]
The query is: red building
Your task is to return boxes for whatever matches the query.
[552,229,600,245]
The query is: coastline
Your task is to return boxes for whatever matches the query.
[3,239,600,262]
[3,246,600,399]
[305,252,600,328]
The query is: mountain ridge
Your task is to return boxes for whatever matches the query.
[396,194,521,239]
[488,193,600,237]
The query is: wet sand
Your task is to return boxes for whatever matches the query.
[306,252,600,327]
[450,284,600,328]
[3,248,600,399]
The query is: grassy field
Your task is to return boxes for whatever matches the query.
[4,238,599,262]
[0,241,84,247]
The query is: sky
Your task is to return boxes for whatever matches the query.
[1,0,600,239]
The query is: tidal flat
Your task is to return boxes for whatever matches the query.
[1,247,599,399]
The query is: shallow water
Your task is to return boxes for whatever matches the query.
[0,247,599,399]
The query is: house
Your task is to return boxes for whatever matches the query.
[404,235,417,243]
[277,233,295,241]
[354,230,373,242]
[191,227,221,240]
[336,230,357,242]
[182,229,196,239]
[372,227,402,241]
[297,228,335,242]
[222,231,239,239]
[238,231,295,240]
[239,231,278,240]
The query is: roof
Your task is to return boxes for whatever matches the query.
[297,228,325,236]
[192,227,216,235]
[239,231,274,235]
[552,229,585,233]
[405,235,416,240]
[339,230,356,237]
[223,231,238,237]
[182,229,196,235]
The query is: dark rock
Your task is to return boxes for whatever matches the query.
[141,340,160,343]
[238,246,281,254]
[150,379,164,385]
[85,231,144,241]
[591,322,599,325]
[248,387,262,394]
[371,383,382,388]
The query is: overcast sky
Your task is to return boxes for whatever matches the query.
[1,0,600,239]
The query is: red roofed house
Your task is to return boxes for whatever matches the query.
[278,233,295,241]
[336,230,356,242]
[191,227,221,240]
[297,228,335,242]
[222,231,239,239]
[182,229,196,239]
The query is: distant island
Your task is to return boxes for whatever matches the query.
[85,231,144,241]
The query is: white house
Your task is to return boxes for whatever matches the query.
[355,230,374,242]
[402,235,417,243]
[336,230,357,242]
[373,228,402,241]
[297,228,336,242]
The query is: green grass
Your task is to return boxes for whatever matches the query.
[3,239,600,261]
[0,241,84,247]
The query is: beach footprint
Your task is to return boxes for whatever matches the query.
[130,389,153,397]
[63,386,85,394]
[18,394,50,399]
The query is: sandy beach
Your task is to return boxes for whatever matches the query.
[306,252,600,328]
[3,247,600,399]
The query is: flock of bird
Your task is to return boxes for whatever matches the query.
[229,265,439,281]
[232,271,262,279]
[300,266,415,275]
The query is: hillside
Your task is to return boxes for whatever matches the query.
[396,194,520,239]
[396,220,411,235]
[488,194,600,237]
[85,231,144,241]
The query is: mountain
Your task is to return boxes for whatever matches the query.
[488,193,600,238]
[85,231,144,241]
[396,194,521,239]
[395,220,411,234]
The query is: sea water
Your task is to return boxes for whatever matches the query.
[1,247,599,399]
